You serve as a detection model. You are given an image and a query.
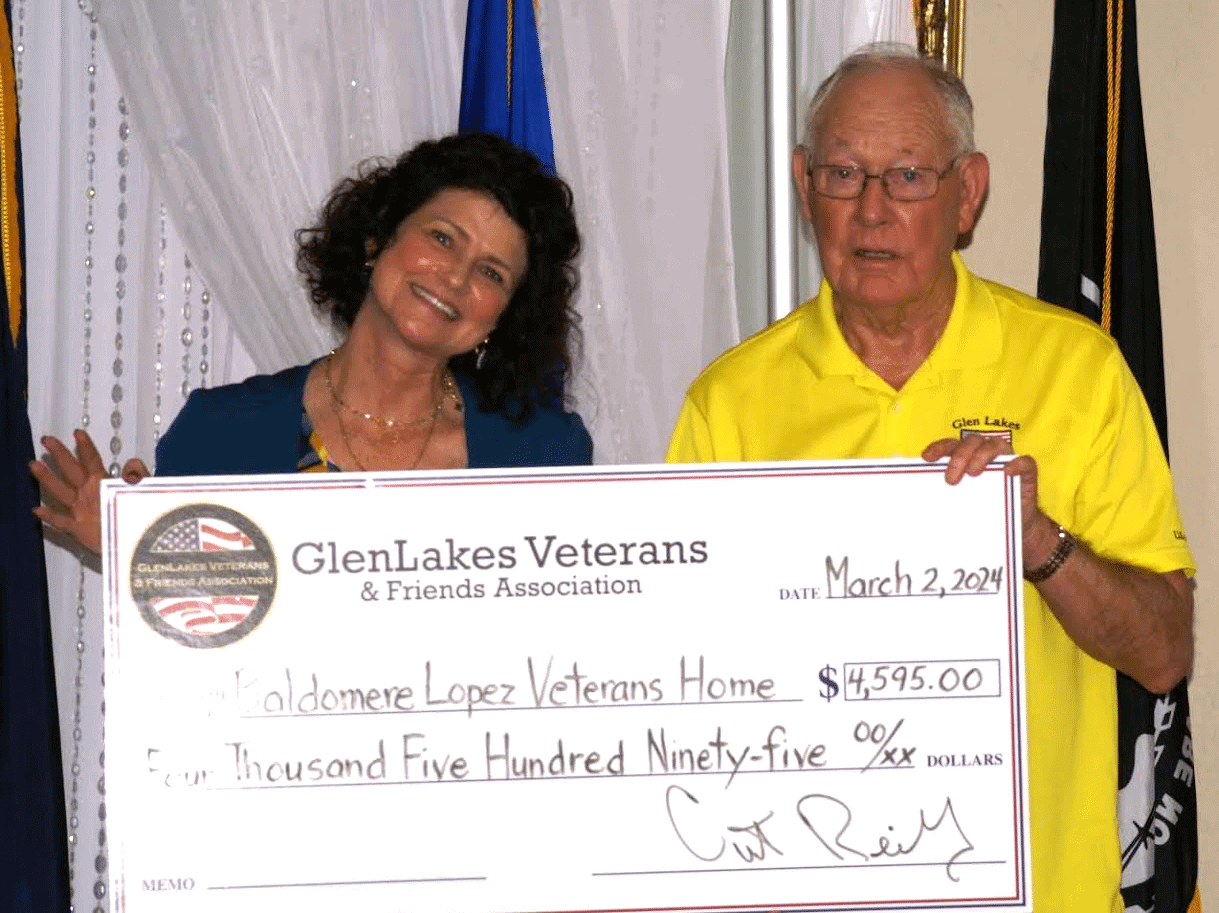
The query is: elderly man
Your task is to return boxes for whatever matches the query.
[668,44,1194,911]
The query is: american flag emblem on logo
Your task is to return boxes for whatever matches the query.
[152,517,255,552]
[132,503,277,649]
[152,594,260,638]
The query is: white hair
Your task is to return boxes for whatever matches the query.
[804,42,976,159]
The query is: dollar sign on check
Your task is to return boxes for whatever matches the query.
[818,665,839,701]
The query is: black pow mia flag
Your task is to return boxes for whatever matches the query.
[1037,1,1198,912]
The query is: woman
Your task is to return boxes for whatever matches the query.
[33,132,591,551]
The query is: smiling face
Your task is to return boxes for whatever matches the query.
[794,64,988,318]
[363,187,529,362]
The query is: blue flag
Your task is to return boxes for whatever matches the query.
[1,2,71,910]
[458,0,555,173]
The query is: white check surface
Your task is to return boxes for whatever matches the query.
[103,459,1030,913]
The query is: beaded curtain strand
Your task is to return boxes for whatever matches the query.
[70,4,108,909]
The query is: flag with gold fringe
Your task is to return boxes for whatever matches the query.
[1037,2,1199,911]
[458,0,555,172]
[0,1,72,910]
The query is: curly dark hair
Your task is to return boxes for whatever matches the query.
[296,132,581,420]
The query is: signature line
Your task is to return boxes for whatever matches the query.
[209,875,485,890]
[592,859,1007,877]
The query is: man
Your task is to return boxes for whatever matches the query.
[668,43,1194,911]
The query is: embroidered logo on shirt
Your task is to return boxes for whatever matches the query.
[952,415,1021,445]
[961,428,1013,444]
[951,415,1022,432]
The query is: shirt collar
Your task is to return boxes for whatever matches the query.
[796,252,1001,388]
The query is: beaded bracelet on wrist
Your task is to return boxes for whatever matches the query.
[1024,522,1075,584]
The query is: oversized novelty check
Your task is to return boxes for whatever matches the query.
[102,459,1030,913]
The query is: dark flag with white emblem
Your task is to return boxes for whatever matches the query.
[1,1,72,909]
[1037,1,1198,911]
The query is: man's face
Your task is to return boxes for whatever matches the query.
[794,65,987,316]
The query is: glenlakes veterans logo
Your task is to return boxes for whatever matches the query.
[131,503,277,648]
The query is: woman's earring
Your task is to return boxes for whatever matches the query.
[474,338,489,370]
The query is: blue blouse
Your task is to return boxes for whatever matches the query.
[155,361,593,476]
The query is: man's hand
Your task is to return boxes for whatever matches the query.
[922,435,1042,539]
[921,436,1193,693]
[30,429,149,556]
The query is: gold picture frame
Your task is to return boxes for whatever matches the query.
[912,0,965,77]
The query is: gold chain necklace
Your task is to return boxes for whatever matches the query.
[324,350,463,471]
[334,401,440,472]
[324,349,461,434]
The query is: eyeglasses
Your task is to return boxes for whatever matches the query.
[807,158,961,202]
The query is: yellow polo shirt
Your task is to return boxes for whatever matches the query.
[668,253,1194,912]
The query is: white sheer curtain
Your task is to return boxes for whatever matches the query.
[90,1,468,372]
[79,0,742,463]
[21,4,252,908]
[20,1,911,909]
[24,5,471,908]
[542,0,738,462]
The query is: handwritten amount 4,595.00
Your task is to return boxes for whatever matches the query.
[817,660,1002,702]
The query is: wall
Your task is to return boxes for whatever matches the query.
[966,0,1219,899]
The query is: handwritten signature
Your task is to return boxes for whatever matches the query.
[665,785,784,863]
[666,785,975,881]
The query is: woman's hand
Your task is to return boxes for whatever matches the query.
[30,429,149,556]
